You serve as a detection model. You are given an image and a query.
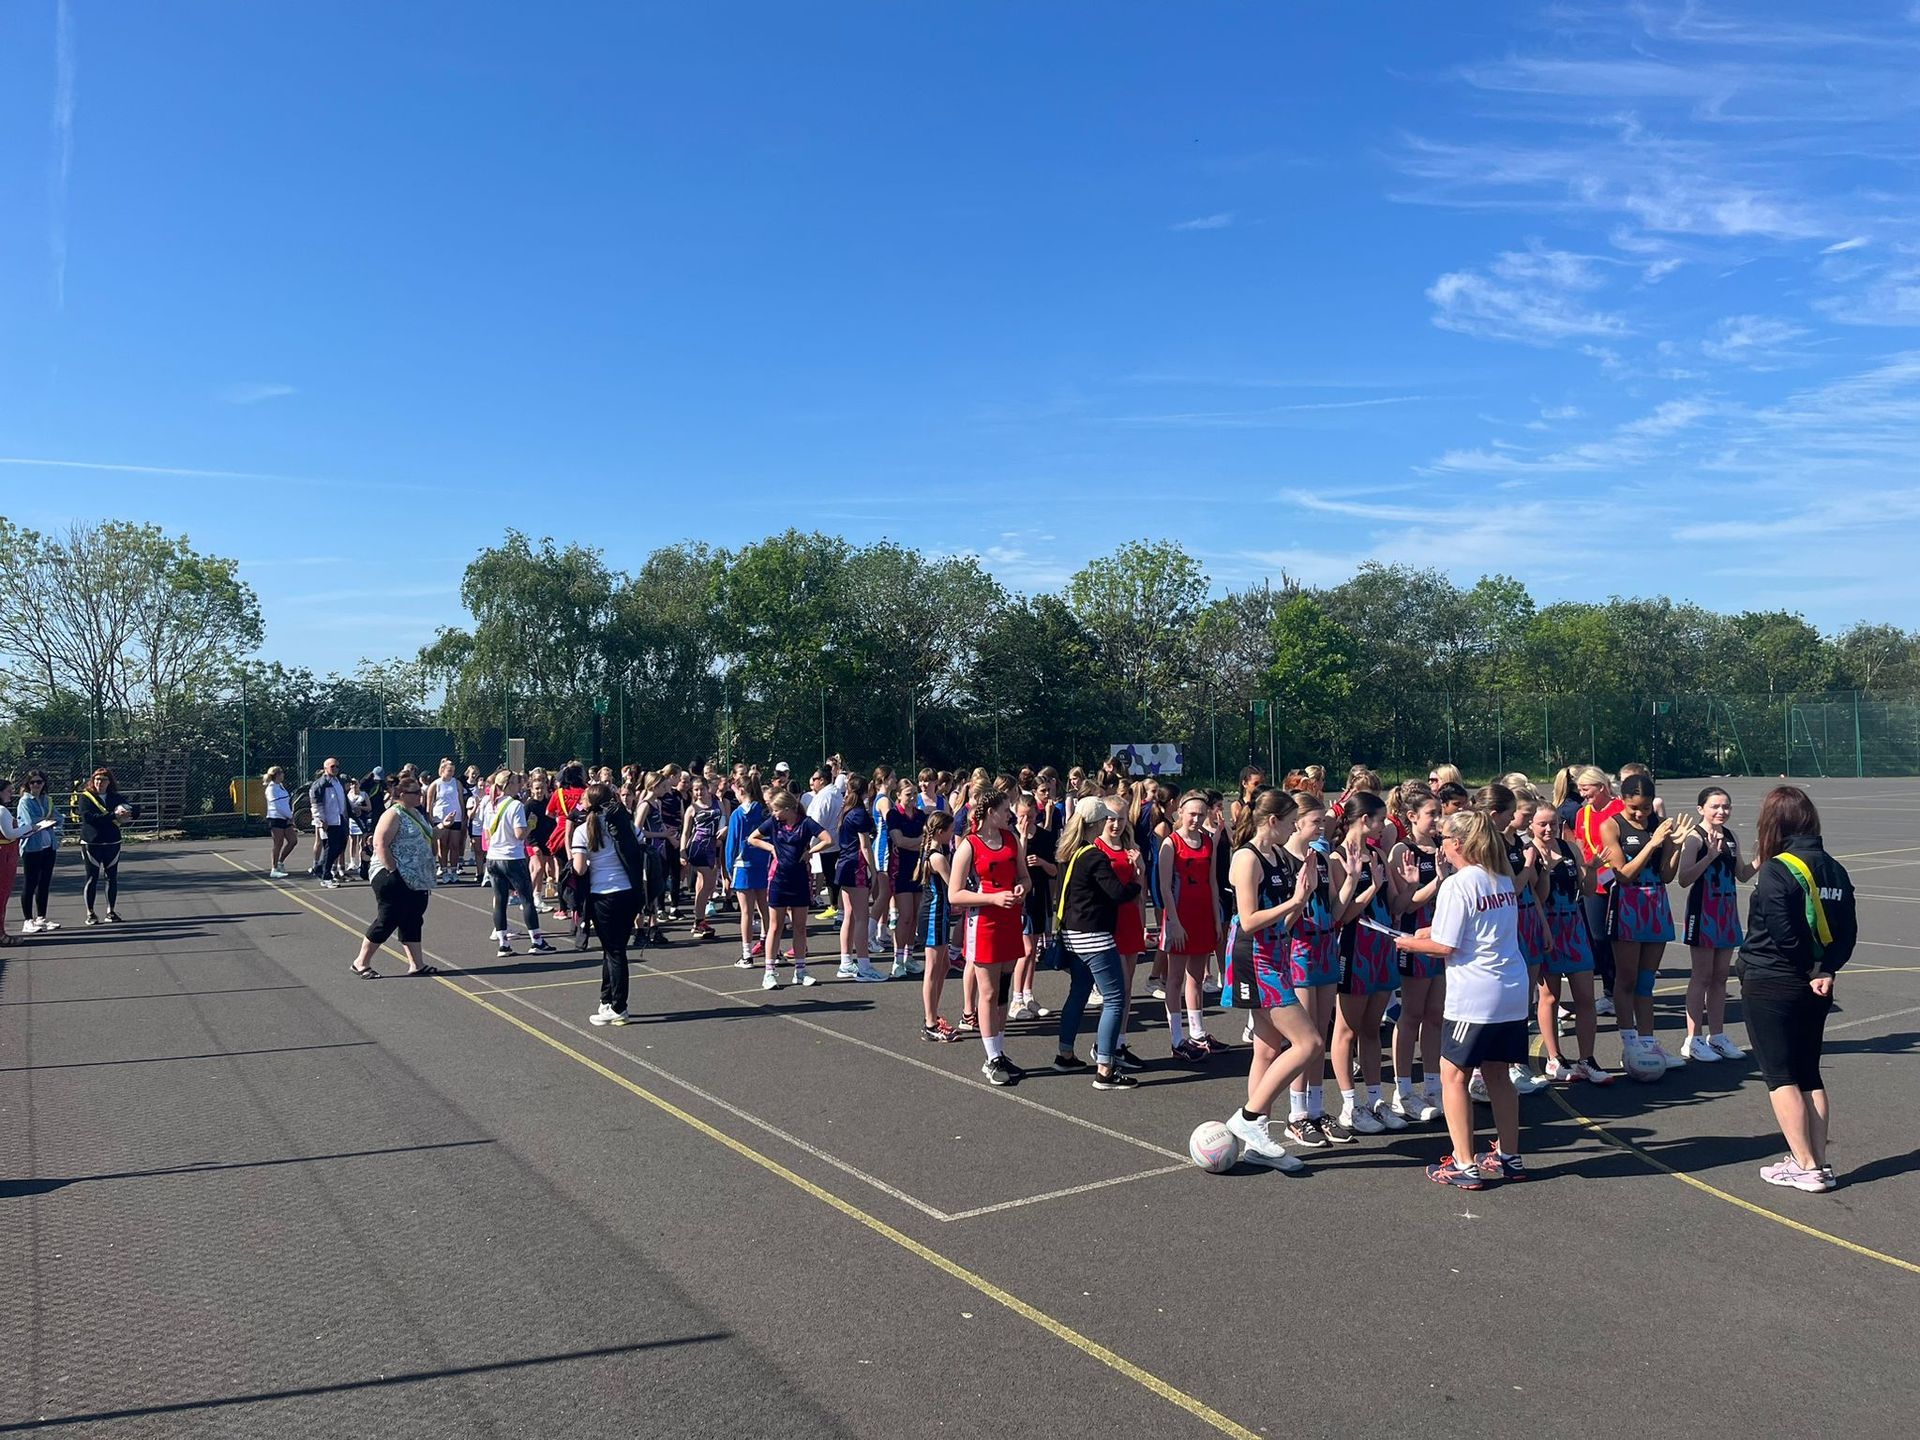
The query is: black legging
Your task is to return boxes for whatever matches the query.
[83,842,120,915]
[20,848,55,922]
[488,856,540,935]
[590,887,641,1014]
[323,824,348,879]
[366,868,430,945]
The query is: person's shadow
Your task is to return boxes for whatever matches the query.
[1834,1147,1920,1187]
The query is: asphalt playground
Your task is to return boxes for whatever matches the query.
[3,774,1918,1437]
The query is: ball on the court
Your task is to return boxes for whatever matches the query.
[1188,1120,1242,1173]
[1624,1046,1666,1083]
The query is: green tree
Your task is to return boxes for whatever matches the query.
[1064,539,1206,734]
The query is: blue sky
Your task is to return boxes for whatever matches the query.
[5,1,1920,676]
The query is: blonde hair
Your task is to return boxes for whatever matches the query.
[1576,765,1609,789]
[1431,764,1463,789]
[1440,809,1511,876]
[1058,794,1115,860]
[263,765,284,784]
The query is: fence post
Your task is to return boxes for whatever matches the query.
[1445,693,1455,765]
[239,677,250,820]
[1268,702,1276,775]
[1211,700,1217,783]
[1542,698,1551,768]
[1783,693,1791,778]
[1496,696,1504,772]
[1854,690,1864,778]
[1587,696,1595,765]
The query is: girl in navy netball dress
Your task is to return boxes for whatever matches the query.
[1387,792,1446,1123]
[1677,786,1757,1063]
[1219,789,1324,1172]
[680,777,722,941]
[748,792,830,991]
[1278,792,1348,1146]
[917,811,959,1041]
[1599,774,1682,1070]
[1530,801,1613,1084]
[885,778,926,979]
[833,775,885,983]
[1331,792,1400,1135]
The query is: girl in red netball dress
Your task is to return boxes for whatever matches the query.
[1158,791,1224,1060]
[948,785,1030,1086]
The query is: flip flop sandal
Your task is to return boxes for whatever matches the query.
[408,965,440,976]
[351,965,380,979]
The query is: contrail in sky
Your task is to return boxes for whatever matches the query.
[51,0,75,308]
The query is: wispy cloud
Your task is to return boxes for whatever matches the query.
[1699,314,1807,365]
[1427,245,1629,347]
[1106,395,1431,427]
[1171,212,1234,231]
[1822,237,1869,255]
[50,0,75,308]
[0,455,308,483]
[217,381,297,405]
[1429,397,1709,473]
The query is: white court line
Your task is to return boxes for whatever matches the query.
[1859,938,1920,954]
[1828,1003,1920,1034]
[943,1165,1192,1222]
[218,854,1187,1220]
[1854,892,1920,904]
[1836,844,1920,860]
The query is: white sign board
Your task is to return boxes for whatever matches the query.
[1110,744,1184,777]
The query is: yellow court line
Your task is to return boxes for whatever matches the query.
[1529,1027,1919,1278]
[207,853,1259,1439]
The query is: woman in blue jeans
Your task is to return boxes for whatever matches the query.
[1052,796,1144,1090]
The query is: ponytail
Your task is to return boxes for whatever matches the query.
[1230,789,1296,850]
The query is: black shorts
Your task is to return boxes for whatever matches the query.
[268,817,290,830]
[1740,971,1832,1091]
[1440,1018,1530,1069]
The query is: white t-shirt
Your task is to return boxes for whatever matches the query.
[485,796,528,860]
[806,774,848,849]
[569,821,632,894]
[430,777,463,824]
[1430,866,1529,1024]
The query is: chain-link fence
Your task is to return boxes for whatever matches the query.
[5,688,1917,829]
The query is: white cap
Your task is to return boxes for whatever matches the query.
[774,760,791,774]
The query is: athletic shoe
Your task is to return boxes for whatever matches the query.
[1392,1090,1439,1123]
[689,924,716,941]
[794,967,818,988]
[1595,994,1616,1017]
[816,907,840,923]
[1509,1063,1548,1095]
[735,955,756,969]
[588,1004,622,1026]
[1474,1150,1529,1183]
[853,962,888,983]
[529,939,557,954]
[81,911,98,925]
[1008,999,1037,1022]
[1319,1112,1357,1145]
[1285,1116,1330,1149]
[983,1055,1020,1087]
[1148,978,1167,1001]
[1053,1050,1090,1072]
[921,1018,959,1043]
[1575,1057,1617,1086]
[1544,1055,1578,1083]
[1225,1112,1302,1171]
[1708,1033,1746,1061]
[1092,1068,1140,1091]
[1468,1071,1490,1104]
[1342,1102,1385,1136]
[1652,1038,1686,1067]
[267,868,288,879]
[956,1012,979,1036]
[497,943,514,957]
[905,958,925,977]
[1032,1002,1053,1018]
[1371,1098,1407,1132]
[782,947,797,962]
[1088,988,1104,1006]
[1760,1156,1830,1193]
[38,920,60,932]
[836,959,861,980]
[1556,1002,1576,1034]
[869,936,892,958]
[1818,1163,1838,1189]
[889,958,911,980]
[705,901,722,919]
[320,879,338,890]
[20,918,40,935]
[748,938,766,959]
[761,971,781,991]
[1241,1020,1255,1044]
[1201,975,1222,996]
[1426,1154,1486,1190]
[1194,1032,1231,1057]
[1682,1035,1721,1063]
[1170,1040,1207,1062]
[1114,1045,1146,1072]
[1418,1092,1442,1121]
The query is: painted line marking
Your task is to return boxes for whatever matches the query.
[942,1165,1192,1222]
[1526,1028,1920,1278]
[1826,1002,1920,1034]
[206,852,1257,1438]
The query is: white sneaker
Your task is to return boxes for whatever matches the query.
[320,878,338,890]
[1708,1033,1746,1061]
[588,1003,618,1026]
[854,962,888,983]
[870,934,893,957]
[1389,1090,1431,1124]
[1556,1003,1576,1034]
[1202,975,1222,996]
[1469,1071,1491,1103]
[794,966,818,988]
[1574,1057,1617,1086]
[1225,1111,1304,1172]
[1646,1035,1684,1067]
[735,955,755,969]
[1595,994,1616,1017]
[267,868,288,879]
[1509,1063,1547,1094]
[1682,1035,1720,1063]
[1544,1054,1578,1083]
[1089,988,1105,1006]
[1148,979,1167,1001]
[836,959,861,980]
[1241,1020,1254,1044]
[1343,1102,1385,1135]
[1372,1098,1407,1131]
[761,971,780,991]
[1008,999,1036,1021]
[21,918,41,934]
[889,958,911,979]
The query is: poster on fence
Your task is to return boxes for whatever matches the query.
[1110,744,1184,777]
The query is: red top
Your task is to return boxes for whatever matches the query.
[1164,831,1218,955]
[964,827,1024,966]
[1097,838,1147,955]
[546,786,585,854]
[1576,797,1624,887]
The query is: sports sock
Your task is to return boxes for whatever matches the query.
[1306,1084,1324,1119]
[1240,1107,1262,1124]
[1396,1075,1414,1099]
[1288,1087,1308,1122]
[1423,1074,1441,1101]
[1619,1026,1639,1045]
[1186,1008,1205,1038]
[1167,1010,1186,1046]
[983,1034,1005,1061]
[1367,1083,1383,1106]
[1339,1087,1357,1113]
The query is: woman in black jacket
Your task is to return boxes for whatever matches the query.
[1737,786,1857,1193]
[1051,796,1143,1090]
[70,767,138,924]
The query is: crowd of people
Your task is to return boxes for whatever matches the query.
[261,750,1858,1194]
